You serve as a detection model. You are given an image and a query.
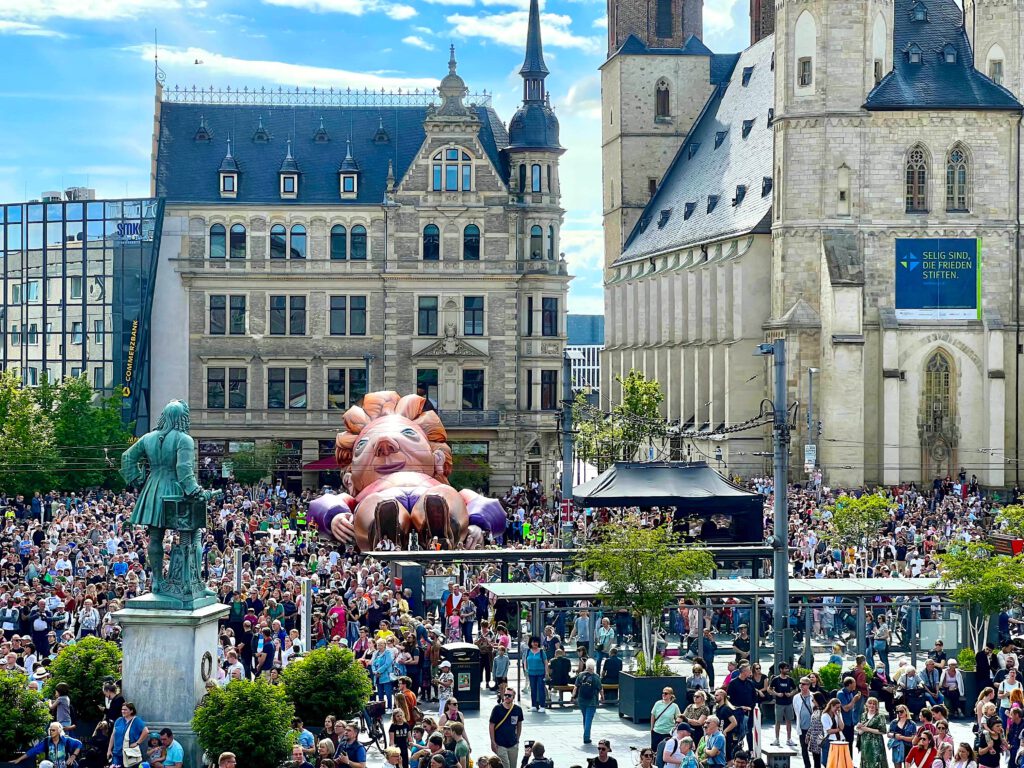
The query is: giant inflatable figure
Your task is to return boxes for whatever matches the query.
[309,391,506,551]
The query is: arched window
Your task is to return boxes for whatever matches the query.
[905,144,929,212]
[987,44,1006,85]
[209,224,226,259]
[431,148,472,191]
[795,11,817,91]
[229,224,246,260]
[423,224,440,261]
[330,225,347,260]
[946,143,970,212]
[655,0,672,38]
[923,350,953,434]
[547,225,555,260]
[463,225,480,261]
[289,224,306,259]
[530,225,543,260]
[656,80,670,119]
[872,12,888,85]
[531,164,542,193]
[519,164,527,193]
[350,225,367,260]
[269,224,287,259]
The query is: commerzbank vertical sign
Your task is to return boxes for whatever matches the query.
[894,237,982,320]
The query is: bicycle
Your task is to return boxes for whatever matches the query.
[358,700,387,754]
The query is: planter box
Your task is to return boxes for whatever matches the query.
[617,672,688,722]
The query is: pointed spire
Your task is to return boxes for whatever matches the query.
[448,43,457,75]
[219,138,238,172]
[521,0,549,79]
[386,159,396,193]
[279,138,299,173]
[313,115,330,143]
[339,138,360,173]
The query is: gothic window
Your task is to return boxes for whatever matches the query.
[432,148,472,192]
[655,0,672,38]
[923,350,953,434]
[946,144,970,212]
[655,80,670,119]
[423,224,440,261]
[794,11,817,91]
[905,145,929,213]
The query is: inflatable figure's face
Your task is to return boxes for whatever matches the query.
[347,413,441,492]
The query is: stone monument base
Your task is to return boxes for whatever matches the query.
[115,602,228,768]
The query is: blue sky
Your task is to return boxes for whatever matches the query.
[0,0,750,313]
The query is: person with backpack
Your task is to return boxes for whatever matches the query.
[572,658,603,745]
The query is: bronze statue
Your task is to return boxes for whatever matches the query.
[120,400,219,609]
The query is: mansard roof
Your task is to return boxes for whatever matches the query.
[616,36,774,265]
[155,102,509,204]
[865,0,1021,111]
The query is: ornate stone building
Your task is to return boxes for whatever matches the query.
[602,0,1024,488]
[150,0,569,492]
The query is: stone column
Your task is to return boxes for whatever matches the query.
[115,603,229,768]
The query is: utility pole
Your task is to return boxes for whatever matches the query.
[561,350,583,537]
[756,338,790,669]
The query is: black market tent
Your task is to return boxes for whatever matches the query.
[572,461,764,543]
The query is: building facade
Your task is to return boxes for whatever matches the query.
[750,0,775,44]
[566,314,605,396]
[1,192,165,433]
[602,0,1024,488]
[152,0,569,492]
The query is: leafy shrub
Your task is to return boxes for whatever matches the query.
[817,662,843,692]
[634,652,676,677]
[792,667,813,682]
[0,671,51,756]
[281,646,373,723]
[958,647,977,672]
[42,636,121,715]
[193,679,294,768]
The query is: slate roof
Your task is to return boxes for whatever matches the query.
[567,314,605,346]
[865,0,1021,111]
[155,103,510,205]
[609,35,739,86]
[616,36,774,265]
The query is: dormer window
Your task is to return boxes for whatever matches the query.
[732,185,747,206]
[943,44,957,64]
[657,209,672,228]
[253,116,271,143]
[767,108,775,125]
[742,119,755,138]
[688,143,700,159]
[338,139,360,200]
[715,131,728,149]
[340,174,358,198]
[280,173,298,199]
[707,195,719,214]
[908,44,923,64]
[762,177,773,197]
[911,2,928,21]
[684,203,696,220]
[194,115,212,143]
[741,66,754,86]
[220,172,237,197]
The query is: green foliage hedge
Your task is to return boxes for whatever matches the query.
[281,646,373,723]
[193,679,294,768]
[0,671,51,756]
[42,636,122,716]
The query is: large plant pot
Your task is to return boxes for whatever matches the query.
[617,672,687,722]
[960,674,978,719]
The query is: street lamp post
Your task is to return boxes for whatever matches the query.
[562,349,584,538]
[755,339,790,669]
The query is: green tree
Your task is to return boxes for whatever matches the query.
[572,391,622,471]
[449,455,491,493]
[281,646,374,724]
[577,517,714,671]
[229,442,284,485]
[996,505,1024,539]
[42,635,122,716]
[0,671,50,757]
[0,371,59,496]
[192,679,294,768]
[611,370,666,461]
[937,543,1024,649]
[824,493,892,576]
[42,376,134,490]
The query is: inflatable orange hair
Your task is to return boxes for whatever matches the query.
[335,391,453,480]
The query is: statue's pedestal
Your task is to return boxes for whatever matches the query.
[115,602,228,768]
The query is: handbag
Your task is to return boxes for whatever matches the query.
[122,720,143,768]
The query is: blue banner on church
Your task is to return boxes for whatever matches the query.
[894,238,981,320]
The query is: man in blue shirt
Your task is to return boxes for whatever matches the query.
[290,717,316,758]
[836,677,861,745]
[157,728,184,768]
[334,722,367,768]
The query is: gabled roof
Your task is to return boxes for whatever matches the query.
[155,103,509,205]
[616,36,774,265]
[865,0,1021,111]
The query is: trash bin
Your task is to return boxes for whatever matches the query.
[441,642,481,711]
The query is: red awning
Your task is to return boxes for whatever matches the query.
[302,456,340,471]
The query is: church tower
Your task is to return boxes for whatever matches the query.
[600,0,713,268]
[750,0,775,43]
[964,0,1022,97]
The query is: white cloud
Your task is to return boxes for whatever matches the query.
[478,0,529,7]
[0,20,66,37]
[261,0,417,19]
[0,0,173,21]
[448,10,600,52]
[129,45,440,91]
[704,0,738,34]
[402,35,435,50]
[592,15,607,28]
[557,74,600,119]
[423,0,475,6]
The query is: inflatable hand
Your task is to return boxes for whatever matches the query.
[465,495,507,539]
[309,493,356,544]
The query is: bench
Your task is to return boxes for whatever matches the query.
[602,683,619,703]
[547,684,575,707]
[760,743,799,768]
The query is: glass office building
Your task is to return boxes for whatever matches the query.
[0,197,165,434]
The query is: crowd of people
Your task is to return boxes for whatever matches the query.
[0,467,1021,768]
